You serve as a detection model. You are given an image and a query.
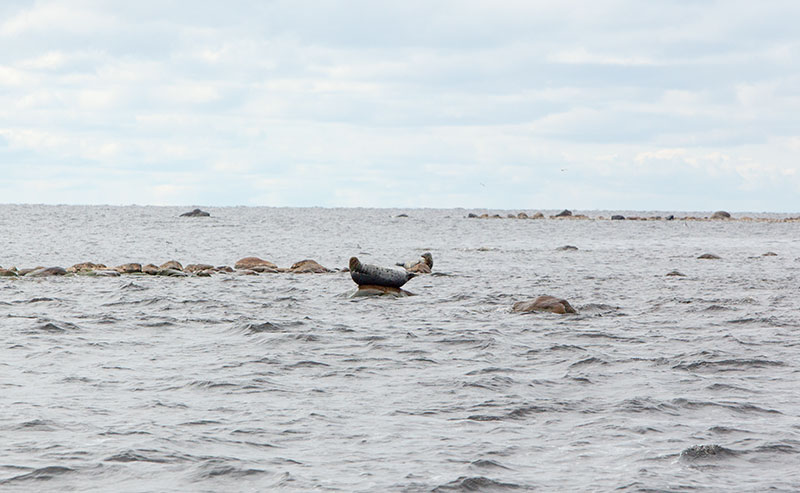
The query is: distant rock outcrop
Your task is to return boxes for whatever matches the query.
[180,208,210,217]
[711,211,731,219]
[512,295,577,314]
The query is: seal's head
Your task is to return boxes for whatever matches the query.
[349,257,361,272]
[421,252,433,268]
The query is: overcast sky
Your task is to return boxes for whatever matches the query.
[1,1,798,210]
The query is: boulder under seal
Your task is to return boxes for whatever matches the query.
[349,257,416,288]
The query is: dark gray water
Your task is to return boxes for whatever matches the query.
[1,205,799,491]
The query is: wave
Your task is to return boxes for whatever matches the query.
[0,466,73,485]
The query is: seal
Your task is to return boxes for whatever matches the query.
[397,252,433,270]
[349,257,416,288]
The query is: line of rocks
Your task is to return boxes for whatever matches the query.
[0,257,336,278]
[467,210,800,222]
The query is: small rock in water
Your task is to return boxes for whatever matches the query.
[763,251,778,256]
[234,257,278,272]
[531,212,544,219]
[26,267,67,277]
[185,263,214,273]
[556,245,578,251]
[142,264,159,275]
[611,215,625,220]
[180,208,210,217]
[159,260,183,271]
[396,213,408,218]
[512,295,577,314]
[67,262,106,273]
[115,263,142,273]
[711,211,731,219]
[697,253,721,260]
[467,213,478,218]
[517,212,529,219]
[554,209,572,217]
[666,270,686,277]
[347,285,414,298]
[289,259,331,273]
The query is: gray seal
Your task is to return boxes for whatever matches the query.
[349,257,416,288]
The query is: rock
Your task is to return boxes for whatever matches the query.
[763,252,778,256]
[611,215,625,220]
[512,295,576,314]
[347,285,414,298]
[666,215,675,220]
[142,264,160,275]
[157,268,188,277]
[0,268,18,277]
[180,208,210,217]
[491,214,502,218]
[159,260,183,271]
[396,213,409,218]
[67,262,107,273]
[666,270,686,277]
[554,209,572,217]
[507,213,515,218]
[531,212,544,219]
[697,253,721,259]
[25,267,67,277]
[479,213,489,219]
[216,266,234,273]
[234,257,278,272]
[289,259,332,273]
[114,263,142,273]
[711,211,731,219]
[517,212,529,219]
[468,213,478,218]
[185,263,214,273]
[556,245,578,251]
[195,269,214,277]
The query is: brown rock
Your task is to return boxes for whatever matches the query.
[666,270,686,277]
[159,260,183,271]
[763,252,778,256]
[215,266,234,273]
[67,262,107,273]
[115,263,142,273]
[350,285,414,298]
[697,253,721,259]
[289,259,332,273]
[531,212,544,219]
[479,213,489,219]
[0,268,18,277]
[517,212,529,219]
[185,263,214,273]
[512,295,577,314]
[407,262,432,274]
[142,264,159,275]
[234,257,278,272]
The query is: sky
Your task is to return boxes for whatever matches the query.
[1,1,799,211]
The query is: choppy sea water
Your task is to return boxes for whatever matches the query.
[1,205,799,492]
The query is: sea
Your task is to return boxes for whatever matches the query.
[1,204,799,492]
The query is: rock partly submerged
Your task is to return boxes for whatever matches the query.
[234,256,278,272]
[288,259,332,273]
[513,295,577,314]
[698,253,721,260]
[25,267,67,277]
[180,208,210,217]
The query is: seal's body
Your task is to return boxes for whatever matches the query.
[349,257,415,288]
